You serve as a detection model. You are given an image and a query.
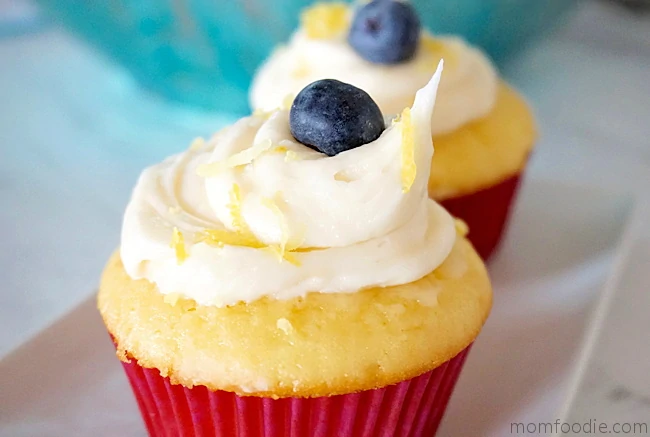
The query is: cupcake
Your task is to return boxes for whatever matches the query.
[99,63,492,436]
[250,0,537,259]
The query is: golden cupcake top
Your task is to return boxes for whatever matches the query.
[100,231,491,397]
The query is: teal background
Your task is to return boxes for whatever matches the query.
[36,0,576,114]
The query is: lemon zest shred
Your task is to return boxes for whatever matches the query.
[281,251,302,266]
[228,184,250,233]
[195,228,265,249]
[301,3,349,39]
[262,246,302,266]
[454,219,469,237]
[195,188,302,265]
[260,194,302,266]
[170,227,188,265]
[262,195,289,257]
[399,107,416,193]
[196,139,274,177]
[270,146,289,154]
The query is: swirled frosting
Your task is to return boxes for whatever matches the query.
[121,63,455,307]
[251,26,497,136]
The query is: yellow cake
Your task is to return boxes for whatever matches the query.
[99,61,492,436]
[99,231,491,398]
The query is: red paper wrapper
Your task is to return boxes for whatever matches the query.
[119,346,471,437]
[439,172,523,261]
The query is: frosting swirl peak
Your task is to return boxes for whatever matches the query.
[121,62,455,307]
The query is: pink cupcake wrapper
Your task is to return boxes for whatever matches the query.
[119,345,471,437]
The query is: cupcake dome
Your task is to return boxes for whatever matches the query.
[250,1,537,259]
[99,64,492,436]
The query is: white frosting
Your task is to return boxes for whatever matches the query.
[121,63,456,307]
[251,31,498,136]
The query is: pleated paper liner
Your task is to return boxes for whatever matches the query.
[119,345,472,437]
[439,172,524,261]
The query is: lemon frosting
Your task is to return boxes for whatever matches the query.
[121,63,455,307]
[250,9,497,136]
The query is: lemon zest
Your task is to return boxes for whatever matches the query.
[195,188,302,266]
[268,145,300,162]
[270,146,288,154]
[262,195,289,257]
[196,139,274,177]
[195,228,265,249]
[170,227,188,265]
[399,107,416,192]
[262,246,302,266]
[228,184,249,233]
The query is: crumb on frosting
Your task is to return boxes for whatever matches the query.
[276,318,294,334]
[301,3,349,39]
[454,219,469,237]
[189,137,206,151]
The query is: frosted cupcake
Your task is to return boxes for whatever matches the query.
[99,64,492,436]
[251,0,537,259]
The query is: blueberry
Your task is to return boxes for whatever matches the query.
[348,0,421,64]
[290,79,385,156]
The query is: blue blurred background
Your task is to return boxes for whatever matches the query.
[35,0,575,114]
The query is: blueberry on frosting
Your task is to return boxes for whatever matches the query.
[289,79,385,156]
[348,0,421,65]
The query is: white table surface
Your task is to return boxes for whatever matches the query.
[1,0,649,426]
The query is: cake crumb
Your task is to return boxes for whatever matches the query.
[189,137,206,151]
[276,318,294,335]
[454,219,469,237]
[164,293,182,306]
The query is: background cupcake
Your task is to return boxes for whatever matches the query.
[251,0,537,260]
[99,65,492,436]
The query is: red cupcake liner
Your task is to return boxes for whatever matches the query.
[119,345,471,437]
[439,172,523,261]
